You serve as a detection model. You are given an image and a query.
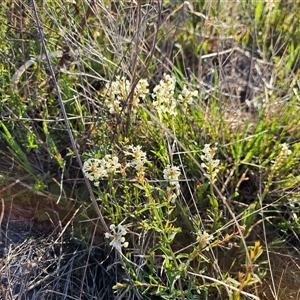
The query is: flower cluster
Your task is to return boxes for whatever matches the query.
[278,143,292,157]
[101,74,200,119]
[271,143,292,174]
[196,230,212,250]
[124,144,149,175]
[83,145,149,184]
[178,84,199,105]
[152,74,177,118]
[82,155,121,186]
[265,0,276,11]
[105,223,129,251]
[163,165,181,185]
[200,144,220,183]
[163,165,181,203]
[101,76,149,115]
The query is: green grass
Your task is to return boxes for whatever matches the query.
[1,0,300,299]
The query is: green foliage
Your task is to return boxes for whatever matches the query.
[1,0,300,299]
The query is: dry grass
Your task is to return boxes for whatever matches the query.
[1,0,300,299]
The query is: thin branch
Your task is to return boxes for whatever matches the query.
[30,0,108,232]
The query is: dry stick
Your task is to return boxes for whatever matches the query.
[30,0,108,233]
[46,0,96,95]
[124,0,142,135]
[124,0,161,136]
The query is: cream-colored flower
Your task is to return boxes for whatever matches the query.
[105,99,122,114]
[102,77,149,115]
[164,166,181,204]
[271,143,292,174]
[103,155,122,174]
[170,192,178,204]
[102,76,129,114]
[83,155,122,184]
[124,145,148,172]
[163,165,181,185]
[152,74,177,117]
[82,158,103,181]
[196,230,212,249]
[200,144,220,183]
[105,223,129,251]
[265,0,275,11]
[136,79,149,97]
[279,143,292,157]
[130,78,149,114]
[178,85,198,105]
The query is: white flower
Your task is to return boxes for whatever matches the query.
[265,0,275,11]
[136,79,149,97]
[271,143,292,173]
[152,74,177,117]
[102,76,130,114]
[124,145,148,173]
[165,169,181,204]
[200,144,220,183]
[196,230,212,249]
[178,85,198,105]
[82,158,102,181]
[170,192,178,204]
[105,223,129,251]
[163,165,181,185]
[103,155,122,174]
[279,143,292,157]
[105,99,122,114]
[102,77,149,115]
[83,155,122,184]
